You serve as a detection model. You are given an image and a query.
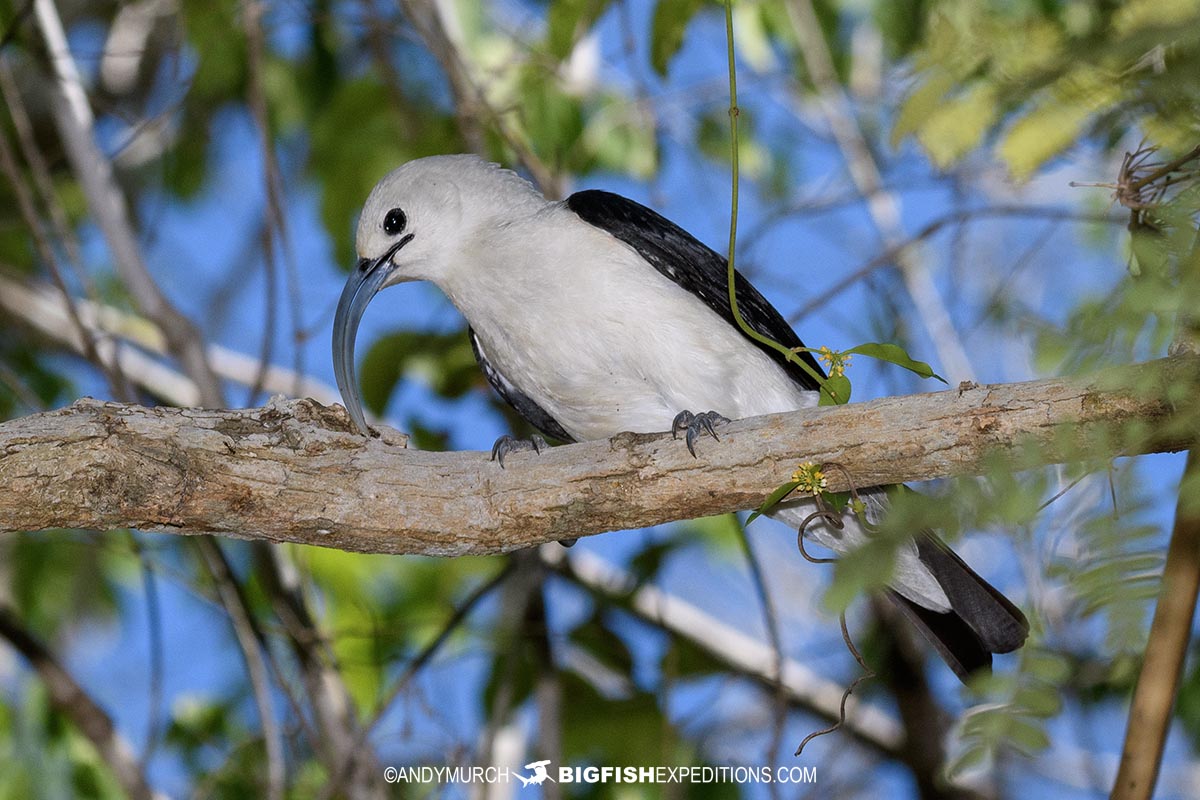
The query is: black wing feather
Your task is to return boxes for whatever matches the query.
[469,328,575,443]
[566,189,825,392]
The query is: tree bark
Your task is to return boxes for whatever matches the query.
[0,355,1196,553]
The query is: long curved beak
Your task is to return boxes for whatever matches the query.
[332,235,413,435]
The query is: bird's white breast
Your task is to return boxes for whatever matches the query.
[439,205,817,441]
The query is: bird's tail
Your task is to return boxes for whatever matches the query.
[889,534,1028,680]
[771,497,1028,681]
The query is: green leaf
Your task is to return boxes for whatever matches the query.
[517,66,585,165]
[650,0,707,76]
[583,96,659,178]
[846,342,947,383]
[818,374,852,405]
[892,68,958,148]
[944,741,990,780]
[996,66,1120,180]
[819,490,851,512]
[547,0,613,60]
[569,610,635,676]
[747,481,800,524]
[1004,715,1052,755]
[914,82,1000,169]
[1013,685,1064,717]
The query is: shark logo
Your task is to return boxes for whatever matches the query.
[516,760,555,787]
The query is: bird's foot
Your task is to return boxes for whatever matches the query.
[490,434,572,546]
[490,434,548,468]
[671,410,730,457]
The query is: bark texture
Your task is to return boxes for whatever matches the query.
[1,355,1196,554]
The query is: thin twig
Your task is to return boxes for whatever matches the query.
[242,0,304,405]
[131,536,167,769]
[474,553,545,778]
[399,0,564,197]
[0,106,121,394]
[319,562,515,796]
[791,206,1124,323]
[251,544,385,800]
[196,539,287,800]
[1126,144,1200,195]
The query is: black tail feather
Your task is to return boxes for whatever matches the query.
[886,534,1029,682]
[888,592,992,681]
[914,534,1029,654]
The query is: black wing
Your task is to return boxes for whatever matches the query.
[469,328,575,443]
[566,189,825,392]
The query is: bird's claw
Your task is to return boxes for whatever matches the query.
[671,410,730,457]
[490,434,548,468]
[489,434,571,546]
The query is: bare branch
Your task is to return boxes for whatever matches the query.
[195,539,287,800]
[0,273,343,406]
[1111,448,1200,800]
[32,0,225,407]
[398,0,565,197]
[0,356,1194,548]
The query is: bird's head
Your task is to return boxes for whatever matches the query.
[332,154,542,434]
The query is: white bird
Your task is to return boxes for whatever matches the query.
[332,154,1028,680]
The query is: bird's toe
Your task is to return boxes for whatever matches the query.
[671,410,695,438]
[671,410,730,457]
[490,434,549,468]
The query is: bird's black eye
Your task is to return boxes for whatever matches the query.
[383,208,407,236]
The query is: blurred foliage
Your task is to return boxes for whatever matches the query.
[360,329,479,417]
[6,532,121,636]
[0,0,1199,796]
[946,647,1071,778]
[0,338,71,418]
[0,684,126,800]
[894,0,1200,176]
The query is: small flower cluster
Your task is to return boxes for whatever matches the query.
[816,346,851,377]
[791,462,827,495]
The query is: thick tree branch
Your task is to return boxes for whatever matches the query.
[0,356,1196,549]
